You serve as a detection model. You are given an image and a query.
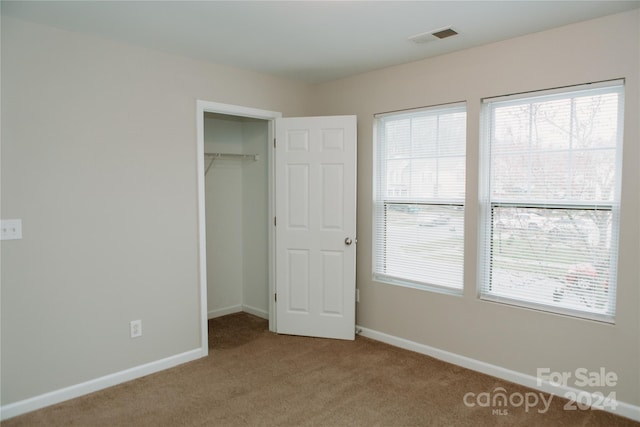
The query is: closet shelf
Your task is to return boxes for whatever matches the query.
[205,152,259,161]
[204,152,259,175]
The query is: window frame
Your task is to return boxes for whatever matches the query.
[373,102,467,295]
[478,80,624,323]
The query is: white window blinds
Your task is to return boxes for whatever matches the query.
[374,103,466,292]
[479,81,624,322]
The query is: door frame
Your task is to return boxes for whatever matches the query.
[196,100,282,350]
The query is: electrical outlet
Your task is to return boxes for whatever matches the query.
[1,219,22,240]
[130,320,142,338]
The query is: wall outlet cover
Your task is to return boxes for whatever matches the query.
[130,320,142,338]
[1,219,23,240]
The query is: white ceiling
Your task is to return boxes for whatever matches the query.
[3,1,639,83]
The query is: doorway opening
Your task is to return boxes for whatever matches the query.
[204,112,269,318]
[196,101,281,352]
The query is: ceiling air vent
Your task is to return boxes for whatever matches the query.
[408,26,458,44]
[432,28,458,39]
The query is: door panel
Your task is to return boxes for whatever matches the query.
[287,165,310,229]
[287,249,310,312]
[275,116,357,340]
[321,250,344,314]
[321,164,344,230]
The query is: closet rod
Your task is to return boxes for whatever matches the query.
[204,152,259,175]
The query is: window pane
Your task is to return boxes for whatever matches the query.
[438,157,466,199]
[529,151,571,200]
[385,119,410,158]
[386,159,409,197]
[381,107,466,203]
[492,104,531,154]
[491,153,530,199]
[412,115,438,157]
[570,150,616,202]
[532,99,571,150]
[438,112,467,156]
[573,93,620,149]
[491,88,620,205]
[491,207,612,313]
[409,158,437,199]
[381,204,464,289]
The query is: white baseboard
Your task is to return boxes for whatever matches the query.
[242,304,268,319]
[0,347,207,421]
[207,305,243,319]
[357,326,640,422]
[207,305,268,320]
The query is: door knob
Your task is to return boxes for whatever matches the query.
[345,237,353,246]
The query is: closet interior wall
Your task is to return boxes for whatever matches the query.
[204,113,269,319]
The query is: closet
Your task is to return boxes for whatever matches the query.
[204,112,269,320]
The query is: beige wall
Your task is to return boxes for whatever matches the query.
[310,10,640,406]
[204,116,245,315]
[0,16,309,404]
[241,121,270,314]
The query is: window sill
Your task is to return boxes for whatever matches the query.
[373,274,463,297]
[479,293,615,324]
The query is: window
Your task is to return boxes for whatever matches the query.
[374,103,466,292]
[479,81,624,322]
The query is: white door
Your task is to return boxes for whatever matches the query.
[275,116,357,340]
